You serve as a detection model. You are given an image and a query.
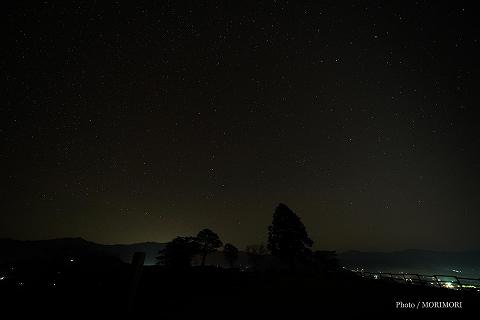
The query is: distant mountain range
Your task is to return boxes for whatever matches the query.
[1,238,479,276]
[339,250,480,277]
[0,237,165,265]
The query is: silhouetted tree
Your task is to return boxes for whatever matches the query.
[245,244,267,271]
[197,229,223,266]
[156,236,200,269]
[267,203,313,271]
[312,250,339,272]
[223,243,239,268]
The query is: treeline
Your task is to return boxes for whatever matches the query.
[156,203,339,272]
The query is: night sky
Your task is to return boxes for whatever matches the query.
[2,1,480,251]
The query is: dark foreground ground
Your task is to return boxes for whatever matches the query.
[0,259,478,316]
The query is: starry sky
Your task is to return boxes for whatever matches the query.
[2,1,480,251]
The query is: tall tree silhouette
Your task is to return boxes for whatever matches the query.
[267,203,313,271]
[156,236,200,269]
[197,229,223,266]
[223,243,239,268]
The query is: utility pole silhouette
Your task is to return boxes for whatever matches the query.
[127,252,145,312]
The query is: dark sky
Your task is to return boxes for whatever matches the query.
[2,1,480,251]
